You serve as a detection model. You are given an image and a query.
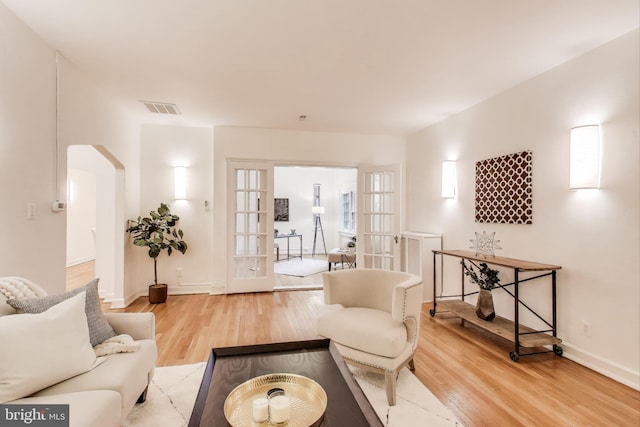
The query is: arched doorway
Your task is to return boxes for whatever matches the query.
[67,145,126,307]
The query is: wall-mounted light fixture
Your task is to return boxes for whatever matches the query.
[174,166,187,200]
[570,124,601,189]
[441,161,457,198]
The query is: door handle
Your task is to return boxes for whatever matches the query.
[394,235,399,244]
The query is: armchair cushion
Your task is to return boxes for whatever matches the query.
[317,307,407,358]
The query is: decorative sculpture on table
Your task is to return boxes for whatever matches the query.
[470,230,501,257]
[462,260,501,321]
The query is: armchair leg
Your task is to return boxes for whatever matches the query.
[408,358,415,371]
[384,370,397,406]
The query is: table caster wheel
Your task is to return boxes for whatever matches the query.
[429,309,436,317]
[553,345,563,356]
[509,351,520,362]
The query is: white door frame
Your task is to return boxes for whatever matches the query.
[224,159,403,292]
[357,164,403,271]
[226,160,275,294]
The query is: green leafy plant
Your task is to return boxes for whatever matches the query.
[126,203,188,285]
[461,260,500,291]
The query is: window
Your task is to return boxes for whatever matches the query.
[341,191,356,232]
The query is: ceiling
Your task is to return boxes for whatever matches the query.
[3,0,638,136]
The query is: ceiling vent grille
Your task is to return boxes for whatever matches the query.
[140,101,181,115]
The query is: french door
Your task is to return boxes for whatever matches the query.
[358,164,402,271]
[226,161,274,293]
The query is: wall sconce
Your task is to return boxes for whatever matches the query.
[441,161,457,198]
[570,124,601,189]
[174,166,187,200]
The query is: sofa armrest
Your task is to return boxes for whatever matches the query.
[103,312,156,341]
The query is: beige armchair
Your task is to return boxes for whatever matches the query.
[316,269,423,405]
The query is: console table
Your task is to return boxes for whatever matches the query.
[430,250,563,361]
[274,233,303,262]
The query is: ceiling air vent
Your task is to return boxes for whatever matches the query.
[140,101,181,115]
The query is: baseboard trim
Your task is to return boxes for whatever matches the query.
[66,257,95,268]
[107,297,127,309]
[562,341,639,390]
[168,284,210,295]
[209,284,225,295]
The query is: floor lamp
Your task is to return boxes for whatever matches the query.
[312,206,327,257]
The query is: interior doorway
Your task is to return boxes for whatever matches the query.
[66,166,97,290]
[66,145,126,306]
[273,165,357,290]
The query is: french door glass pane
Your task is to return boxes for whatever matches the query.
[362,170,396,269]
[233,168,267,278]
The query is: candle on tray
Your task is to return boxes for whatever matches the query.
[269,394,291,424]
[252,397,269,423]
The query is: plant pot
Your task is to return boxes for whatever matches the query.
[148,284,168,304]
[475,289,495,321]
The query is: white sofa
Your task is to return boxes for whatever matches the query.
[0,277,157,427]
[316,269,423,405]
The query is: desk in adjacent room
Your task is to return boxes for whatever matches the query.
[274,233,303,261]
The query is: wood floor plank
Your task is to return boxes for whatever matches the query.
[100,291,640,426]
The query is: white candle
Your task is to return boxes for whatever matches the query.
[252,397,269,422]
[269,395,291,424]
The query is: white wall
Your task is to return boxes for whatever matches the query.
[406,30,639,389]
[59,58,140,306]
[0,3,141,300]
[213,127,405,292]
[138,124,214,294]
[0,4,63,288]
[274,166,357,254]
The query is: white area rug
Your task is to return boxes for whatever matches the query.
[123,363,462,427]
[122,363,205,427]
[351,367,462,426]
[274,258,328,277]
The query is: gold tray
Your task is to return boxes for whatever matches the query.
[224,373,327,426]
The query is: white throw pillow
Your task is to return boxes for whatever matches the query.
[0,291,97,403]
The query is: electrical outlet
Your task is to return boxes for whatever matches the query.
[582,320,592,337]
[177,267,183,277]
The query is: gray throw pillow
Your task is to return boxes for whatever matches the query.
[7,278,116,346]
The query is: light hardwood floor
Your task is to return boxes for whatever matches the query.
[66,260,96,291]
[68,263,640,426]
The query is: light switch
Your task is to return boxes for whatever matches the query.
[27,203,36,219]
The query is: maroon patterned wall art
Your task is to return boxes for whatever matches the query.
[475,150,533,224]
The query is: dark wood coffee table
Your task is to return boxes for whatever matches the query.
[188,339,383,426]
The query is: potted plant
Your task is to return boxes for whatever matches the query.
[126,203,188,303]
[461,260,500,320]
